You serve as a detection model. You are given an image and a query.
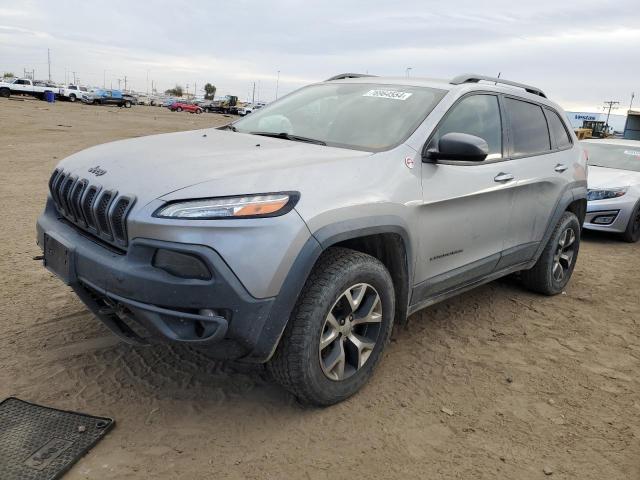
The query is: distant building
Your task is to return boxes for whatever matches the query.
[624,110,640,140]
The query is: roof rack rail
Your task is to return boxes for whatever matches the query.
[325,73,377,81]
[450,74,546,98]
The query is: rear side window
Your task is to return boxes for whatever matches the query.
[545,110,572,149]
[432,94,503,159]
[506,98,551,157]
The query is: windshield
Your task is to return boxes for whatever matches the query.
[232,83,446,151]
[586,142,640,172]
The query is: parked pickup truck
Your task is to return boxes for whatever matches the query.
[58,85,89,102]
[81,89,134,108]
[0,78,58,100]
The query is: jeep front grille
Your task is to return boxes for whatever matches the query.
[48,168,135,248]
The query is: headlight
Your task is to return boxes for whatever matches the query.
[587,188,627,201]
[154,192,298,219]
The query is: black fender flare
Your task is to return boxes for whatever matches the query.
[245,216,413,363]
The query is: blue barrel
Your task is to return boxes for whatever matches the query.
[45,91,55,103]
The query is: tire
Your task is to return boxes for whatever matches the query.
[0,88,9,98]
[69,94,76,102]
[123,100,132,108]
[622,201,640,242]
[521,211,581,295]
[196,109,202,114]
[176,107,183,112]
[268,247,395,406]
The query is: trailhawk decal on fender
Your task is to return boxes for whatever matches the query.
[363,89,413,100]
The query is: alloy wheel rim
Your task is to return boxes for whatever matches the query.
[319,283,383,381]
[552,227,576,282]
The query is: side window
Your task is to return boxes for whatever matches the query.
[432,94,502,159]
[505,98,551,156]
[545,109,572,149]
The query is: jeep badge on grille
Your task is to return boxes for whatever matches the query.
[88,166,107,176]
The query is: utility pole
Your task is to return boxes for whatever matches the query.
[47,48,51,81]
[72,71,77,84]
[117,78,121,90]
[252,81,256,104]
[405,67,412,78]
[103,70,106,88]
[602,100,620,134]
[146,70,149,95]
[630,93,635,111]
[275,70,280,100]
[124,75,127,92]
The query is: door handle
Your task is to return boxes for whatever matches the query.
[494,172,514,183]
[555,163,568,173]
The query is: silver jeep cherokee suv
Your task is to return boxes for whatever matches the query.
[38,73,587,405]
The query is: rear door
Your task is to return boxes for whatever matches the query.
[498,97,573,268]
[414,93,517,300]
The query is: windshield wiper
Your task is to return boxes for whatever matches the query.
[249,131,326,146]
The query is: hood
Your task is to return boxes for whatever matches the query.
[588,165,640,189]
[56,128,370,205]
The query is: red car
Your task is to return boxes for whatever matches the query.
[169,102,203,114]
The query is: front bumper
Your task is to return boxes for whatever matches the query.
[37,202,275,359]
[584,196,637,233]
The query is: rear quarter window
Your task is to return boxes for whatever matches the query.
[545,110,572,149]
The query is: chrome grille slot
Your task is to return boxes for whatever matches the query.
[111,197,131,243]
[48,168,135,249]
[95,191,114,238]
[70,179,88,225]
[62,175,77,220]
[82,186,99,229]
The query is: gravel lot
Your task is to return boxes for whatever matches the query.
[1,98,639,479]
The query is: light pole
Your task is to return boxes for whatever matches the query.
[405,67,412,78]
[630,92,635,111]
[275,70,280,100]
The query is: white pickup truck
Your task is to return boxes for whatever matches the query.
[58,85,89,102]
[0,78,58,99]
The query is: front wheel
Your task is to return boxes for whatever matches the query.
[622,201,640,243]
[123,100,132,108]
[176,107,183,112]
[268,247,395,406]
[521,211,581,295]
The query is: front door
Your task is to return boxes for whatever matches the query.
[413,93,517,301]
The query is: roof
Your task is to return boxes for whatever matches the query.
[323,74,555,105]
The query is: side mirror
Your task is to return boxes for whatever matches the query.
[424,132,489,162]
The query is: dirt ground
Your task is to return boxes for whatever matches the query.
[1,98,639,479]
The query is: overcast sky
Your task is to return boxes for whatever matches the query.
[1,0,638,111]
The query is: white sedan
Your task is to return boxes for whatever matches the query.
[583,139,640,242]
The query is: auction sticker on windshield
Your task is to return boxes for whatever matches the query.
[363,90,413,100]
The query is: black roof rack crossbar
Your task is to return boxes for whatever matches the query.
[325,73,377,82]
[450,74,546,98]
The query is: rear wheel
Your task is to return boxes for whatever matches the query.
[176,106,183,112]
[0,88,9,98]
[123,100,132,108]
[69,94,76,102]
[521,211,581,295]
[195,108,202,114]
[622,201,640,242]
[268,247,395,406]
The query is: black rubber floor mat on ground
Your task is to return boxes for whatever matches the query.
[0,397,114,480]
